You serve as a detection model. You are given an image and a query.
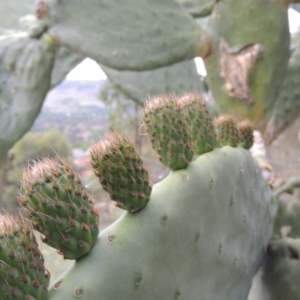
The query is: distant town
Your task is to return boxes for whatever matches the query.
[31,79,110,150]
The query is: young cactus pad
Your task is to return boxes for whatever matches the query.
[0,214,50,300]
[214,114,240,147]
[143,95,194,170]
[177,93,216,155]
[19,158,99,260]
[49,147,276,300]
[90,132,152,212]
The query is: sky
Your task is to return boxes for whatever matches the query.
[66,8,300,81]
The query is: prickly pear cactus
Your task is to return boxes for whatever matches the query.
[90,132,152,212]
[44,95,276,300]
[0,214,50,299]
[264,32,300,145]
[0,32,55,167]
[19,158,99,260]
[204,0,290,129]
[101,59,205,105]
[214,114,240,147]
[260,238,300,300]
[43,0,210,71]
[143,95,194,170]
[177,93,217,155]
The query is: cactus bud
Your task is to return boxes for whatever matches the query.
[19,158,99,260]
[143,95,194,170]
[237,120,254,150]
[90,132,152,213]
[177,93,216,155]
[0,214,49,299]
[214,115,239,147]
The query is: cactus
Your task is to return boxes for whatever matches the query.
[0,94,273,300]
[101,59,205,105]
[260,238,300,300]
[214,114,240,147]
[0,32,55,167]
[143,95,194,170]
[43,0,211,71]
[2,0,300,153]
[237,120,254,150]
[177,92,216,155]
[264,32,300,145]
[90,132,152,212]
[203,0,290,130]
[19,158,99,260]
[0,214,50,299]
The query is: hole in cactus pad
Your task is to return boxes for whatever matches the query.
[54,280,62,289]
[75,289,84,297]
[161,215,168,224]
[135,277,142,285]
[107,235,115,243]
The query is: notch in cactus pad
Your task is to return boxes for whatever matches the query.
[0,214,50,300]
[90,132,152,212]
[143,95,194,170]
[177,93,216,155]
[18,158,99,260]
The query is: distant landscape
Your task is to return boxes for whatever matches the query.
[31,79,110,149]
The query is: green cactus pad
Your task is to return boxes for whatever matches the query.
[204,0,290,129]
[101,59,205,105]
[237,120,254,150]
[19,158,99,260]
[260,238,300,300]
[49,147,276,300]
[177,93,216,155]
[214,115,240,147]
[44,0,210,71]
[0,32,55,167]
[177,0,214,17]
[264,32,300,145]
[143,95,194,170]
[90,132,152,213]
[0,214,49,300]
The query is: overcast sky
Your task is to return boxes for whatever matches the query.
[66,8,300,81]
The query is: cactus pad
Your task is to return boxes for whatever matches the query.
[101,59,205,105]
[204,0,290,128]
[214,115,240,147]
[237,120,254,150]
[49,146,275,300]
[90,132,152,213]
[0,32,55,167]
[0,214,49,300]
[19,158,99,260]
[44,0,209,71]
[261,238,300,300]
[143,95,194,170]
[177,93,216,155]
